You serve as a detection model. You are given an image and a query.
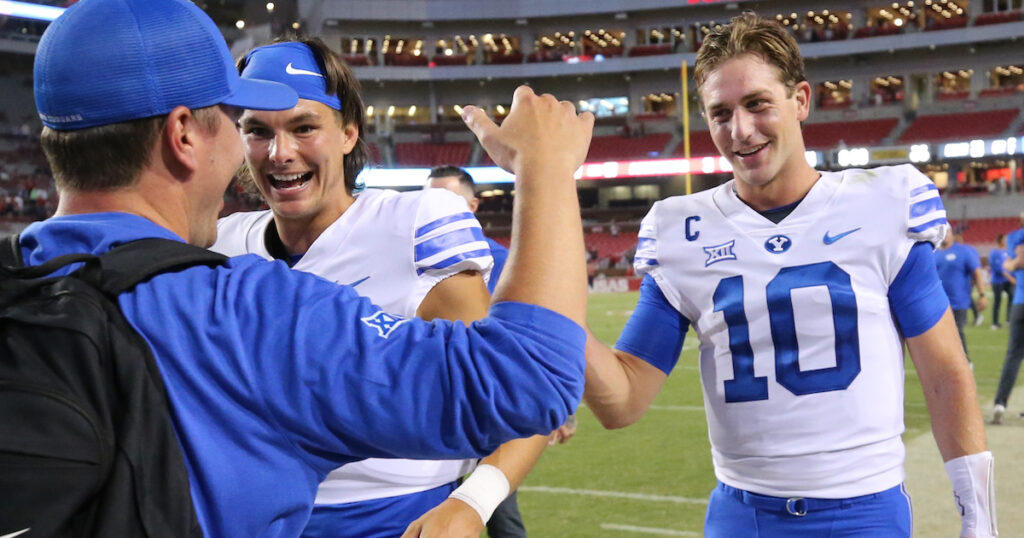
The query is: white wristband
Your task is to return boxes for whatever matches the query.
[449,464,511,524]
[944,451,998,538]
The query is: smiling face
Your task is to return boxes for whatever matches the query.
[239,98,358,224]
[701,53,811,195]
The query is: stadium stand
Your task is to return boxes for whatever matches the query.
[671,130,719,157]
[393,142,472,167]
[803,118,899,150]
[585,133,671,161]
[898,109,1019,144]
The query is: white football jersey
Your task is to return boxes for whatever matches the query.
[212,187,492,504]
[635,165,946,498]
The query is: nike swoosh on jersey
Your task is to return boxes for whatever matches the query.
[345,276,371,288]
[285,63,323,77]
[0,529,30,538]
[823,227,862,245]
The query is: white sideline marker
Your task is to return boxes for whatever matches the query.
[519,485,707,505]
[600,523,698,536]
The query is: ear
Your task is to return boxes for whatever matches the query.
[162,105,202,179]
[793,80,812,122]
[468,197,480,213]
[340,121,360,155]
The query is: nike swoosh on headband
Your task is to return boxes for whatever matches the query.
[285,63,323,78]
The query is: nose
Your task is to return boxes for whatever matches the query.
[731,108,754,143]
[268,133,297,165]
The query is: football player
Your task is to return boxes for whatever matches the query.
[582,13,996,538]
[212,39,551,538]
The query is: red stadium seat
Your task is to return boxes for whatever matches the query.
[898,109,1017,144]
[585,133,672,161]
[393,142,471,167]
[802,118,899,150]
[672,130,719,157]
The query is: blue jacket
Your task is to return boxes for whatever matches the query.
[19,213,585,537]
[933,242,980,310]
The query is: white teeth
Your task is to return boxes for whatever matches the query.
[736,144,767,157]
[270,173,306,181]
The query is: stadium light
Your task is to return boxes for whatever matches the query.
[909,144,931,163]
[266,2,274,13]
[235,20,245,29]
[0,0,65,22]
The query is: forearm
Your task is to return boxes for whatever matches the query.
[494,162,587,325]
[583,330,665,429]
[907,310,987,460]
[479,435,549,490]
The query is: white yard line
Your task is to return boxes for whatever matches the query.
[519,485,707,505]
[599,523,699,536]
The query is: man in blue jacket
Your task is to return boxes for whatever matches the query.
[20,0,594,535]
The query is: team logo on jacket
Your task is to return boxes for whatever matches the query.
[765,235,792,254]
[703,240,737,266]
[361,310,409,339]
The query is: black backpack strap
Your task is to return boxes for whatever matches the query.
[95,238,228,295]
[0,233,24,267]
[0,233,101,279]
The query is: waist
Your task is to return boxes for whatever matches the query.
[717,482,905,516]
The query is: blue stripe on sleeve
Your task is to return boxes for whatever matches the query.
[889,242,950,338]
[637,238,657,251]
[614,275,689,375]
[416,248,493,275]
[414,227,486,262]
[634,257,660,267]
[908,183,938,197]
[909,197,944,218]
[415,212,476,238]
[907,217,948,234]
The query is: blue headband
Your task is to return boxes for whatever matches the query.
[240,42,342,110]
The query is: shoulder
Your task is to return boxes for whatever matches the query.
[213,210,271,256]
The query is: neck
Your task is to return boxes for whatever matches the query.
[271,194,356,256]
[734,159,819,212]
[55,181,187,240]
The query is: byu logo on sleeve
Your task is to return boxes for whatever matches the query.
[765,235,792,254]
[361,311,409,338]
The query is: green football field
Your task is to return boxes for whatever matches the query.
[510,291,1016,537]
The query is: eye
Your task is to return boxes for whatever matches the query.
[242,126,271,138]
[746,99,768,111]
[711,109,731,123]
[295,124,316,134]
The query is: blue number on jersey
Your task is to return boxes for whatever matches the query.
[713,262,862,403]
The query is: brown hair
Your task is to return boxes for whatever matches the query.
[694,12,806,97]
[41,107,221,191]
[236,36,368,195]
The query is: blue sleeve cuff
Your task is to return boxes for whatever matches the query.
[890,242,950,337]
[614,275,689,374]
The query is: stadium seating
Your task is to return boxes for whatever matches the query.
[802,118,899,150]
[973,10,1022,26]
[672,130,719,157]
[898,109,1018,144]
[393,142,471,167]
[432,54,470,66]
[585,133,671,161]
[950,217,1020,245]
[979,87,1021,99]
[627,44,673,57]
[341,55,372,67]
[585,231,638,259]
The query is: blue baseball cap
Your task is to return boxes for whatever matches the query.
[34,0,299,130]
[240,42,343,110]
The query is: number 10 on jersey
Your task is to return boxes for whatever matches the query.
[712,261,862,403]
